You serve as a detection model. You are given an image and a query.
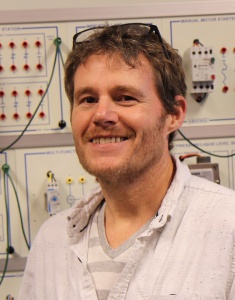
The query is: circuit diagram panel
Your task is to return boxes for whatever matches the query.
[162,14,235,127]
[14,146,99,255]
[0,23,70,136]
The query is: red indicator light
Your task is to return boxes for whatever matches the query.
[221,47,227,54]
[26,112,32,119]
[0,43,2,48]
[0,91,4,97]
[9,42,15,48]
[22,41,28,48]
[10,65,17,72]
[0,65,3,72]
[13,113,20,120]
[211,74,216,80]
[25,89,31,96]
[24,64,30,71]
[233,48,235,53]
[222,86,229,93]
[38,89,44,96]
[35,41,41,47]
[0,113,6,120]
[36,63,43,71]
[39,111,45,118]
[12,90,18,97]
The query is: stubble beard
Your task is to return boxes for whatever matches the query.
[75,114,168,185]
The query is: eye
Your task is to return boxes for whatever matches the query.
[123,95,135,101]
[117,95,137,104]
[83,97,97,104]
[75,97,97,107]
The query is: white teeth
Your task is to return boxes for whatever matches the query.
[100,138,106,144]
[92,137,124,144]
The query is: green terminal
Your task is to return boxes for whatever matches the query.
[211,57,215,63]
[2,163,10,174]
[54,37,62,46]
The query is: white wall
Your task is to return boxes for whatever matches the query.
[1,1,235,24]
[0,0,234,10]
[0,0,225,10]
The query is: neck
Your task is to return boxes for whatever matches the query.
[99,155,175,238]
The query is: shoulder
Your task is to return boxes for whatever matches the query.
[34,206,75,244]
[187,174,235,198]
[184,175,235,225]
[34,185,103,244]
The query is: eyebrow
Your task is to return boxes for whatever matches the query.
[73,87,96,101]
[111,85,145,98]
[74,85,145,100]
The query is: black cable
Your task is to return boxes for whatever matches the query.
[7,171,30,250]
[0,168,10,286]
[2,164,30,249]
[178,129,235,158]
[0,163,31,286]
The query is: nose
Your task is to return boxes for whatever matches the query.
[92,98,118,127]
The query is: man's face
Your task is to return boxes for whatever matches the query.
[71,54,174,184]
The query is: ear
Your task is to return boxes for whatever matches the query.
[166,95,187,134]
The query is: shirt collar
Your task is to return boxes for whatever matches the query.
[152,156,192,228]
[67,185,103,240]
[66,156,192,238]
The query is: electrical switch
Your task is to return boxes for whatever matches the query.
[186,42,216,102]
[46,171,60,216]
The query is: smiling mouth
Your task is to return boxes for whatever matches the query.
[91,137,128,144]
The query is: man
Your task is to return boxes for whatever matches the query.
[18,23,235,299]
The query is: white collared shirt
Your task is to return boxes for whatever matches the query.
[18,157,235,300]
